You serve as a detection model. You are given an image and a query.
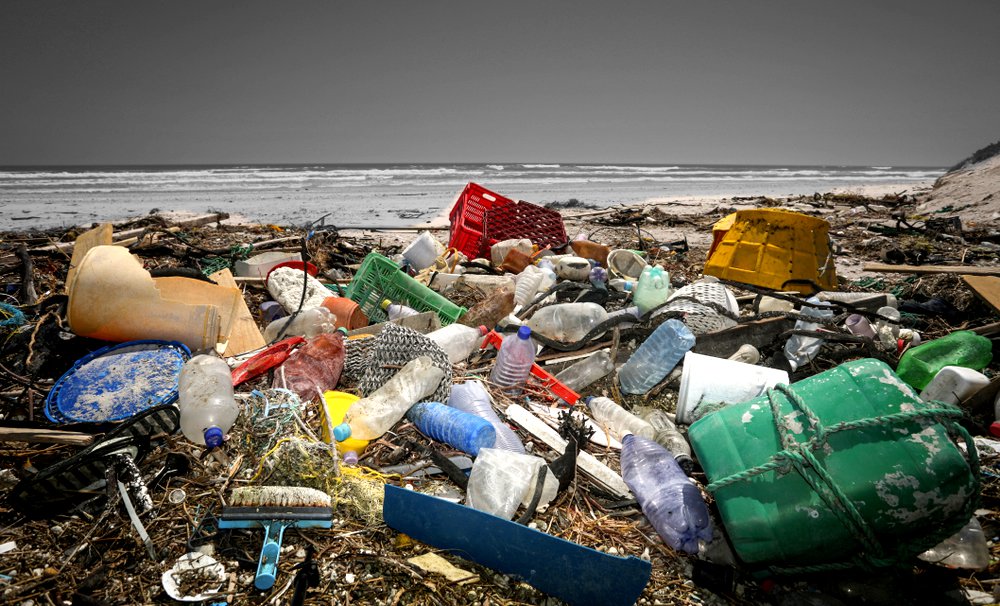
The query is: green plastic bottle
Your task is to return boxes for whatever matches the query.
[895,330,993,391]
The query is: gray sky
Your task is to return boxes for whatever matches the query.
[2,1,998,166]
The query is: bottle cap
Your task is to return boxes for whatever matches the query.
[380,299,392,310]
[204,427,224,450]
[582,396,594,407]
[517,325,532,340]
[477,325,488,335]
[337,327,348,335]
[342,450,359,466]
[333,423,352,442]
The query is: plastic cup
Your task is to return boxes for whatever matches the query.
[676,352,790,424]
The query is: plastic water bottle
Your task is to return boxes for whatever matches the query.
[526,302,608,342]
[178,355,240,449]
[466,447,558,520]
[490,326,535,393]
[334,356,445,441]
[262,306,337,343]
[555,351,615,392]
[620,434,713,554]
[783,297,835,371]
[633,265,671,316]
[406,401,496,456]
[918,517,989,570]
[589,265,608,288]
[448,381,525,453]
[609,278,635,294]
[425,324,487,364]
[617,319,695,394]
[639,408,694,473]
[514,266,545,309]
[895,330,993,391]
[381,299,420,321]
[586,397,655,441]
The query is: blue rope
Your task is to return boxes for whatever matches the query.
[0,303,26,328]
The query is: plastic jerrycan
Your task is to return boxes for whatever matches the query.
[322,391,369,465]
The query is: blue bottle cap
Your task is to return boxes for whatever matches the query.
[333,423,352,442]
[204,426,224,449]
[517,325,532,339]
[582,396,595,407]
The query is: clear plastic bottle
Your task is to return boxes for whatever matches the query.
[608,278,635,294]
[620,434,713,554]
[262,306,337,343]
[465,447,558,520]
[489,326,536,393]
[617,319,696,394]
[586,396,655,441]
[918,517,989,570]
[783,297,835,371]
[589,265,608,288]
[514,266,544,309]
[633,265,671,316]
[896,330,993,391]
[178,355,240,449]
[425,324,487,364]
[406,401,496,456]
[526,302,608,342]
[381,299,420,320]
[554,351,615,392]
[333,356,445,441]
[448,381,525,453]
[639,408,694,473]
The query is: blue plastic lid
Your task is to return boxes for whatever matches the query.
[45,340,190,423]
[333,423,352,442]
[517,326,532,340]
[204,426,224,449]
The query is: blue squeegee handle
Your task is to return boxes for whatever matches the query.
[255,521,289,591]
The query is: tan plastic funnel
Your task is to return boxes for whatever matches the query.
[67,245,223,351]
[703,209,837,294]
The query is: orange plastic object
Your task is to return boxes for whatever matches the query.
[481,330,580,405]
[704,209,837,294]
[707,212,737,259]
[231,336,306,386]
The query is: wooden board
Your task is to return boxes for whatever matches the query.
[864,263,1000,276]
[208,268,266,357]
[962,275,1000,315]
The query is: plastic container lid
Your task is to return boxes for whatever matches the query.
[204,427,224,449]
[45,340,191,423]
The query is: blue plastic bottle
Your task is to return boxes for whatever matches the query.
[448,381,525,453]
[406,401,496,456]
[490,326,535,393]
[620,434,713,554]
[617,319,695,394]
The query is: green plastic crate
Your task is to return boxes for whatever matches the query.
[345,252,466,326]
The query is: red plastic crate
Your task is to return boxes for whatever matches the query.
[484,200,568,252]
[448,182,514,260]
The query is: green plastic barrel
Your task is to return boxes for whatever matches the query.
[688,358,977,571]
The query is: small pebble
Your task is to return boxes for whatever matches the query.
[344,572,356,583]
[607,546,619,555]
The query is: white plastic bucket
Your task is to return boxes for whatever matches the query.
[676,352,789,424]
[402,231,445,271]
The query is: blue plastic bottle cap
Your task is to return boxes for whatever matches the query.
[517,326,532,339]
[204,427,224,449]
[583,396,595,407]
[333,423,352,442]
[623,282,633,292]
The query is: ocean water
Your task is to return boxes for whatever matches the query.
[0,163,943,230]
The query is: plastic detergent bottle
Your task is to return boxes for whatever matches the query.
[895,330,993,391]
[425,324,488,364]
[554,350,615,392]
[617,319,695,394]
[586,397,655,441]
[334,356,445,441]
[178,355,239,449]
[490,326,536,393]
[406,401,496,456]
[919,366,990,405]
[321,391,368,465]
[262,306,337,343]
[783,297,835,371]
[639,408,694,473]
[526,302,608,342]
[633,265,671,316]
[381,299,420,321]
[448,381,525,453]
[620,434,713,554]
